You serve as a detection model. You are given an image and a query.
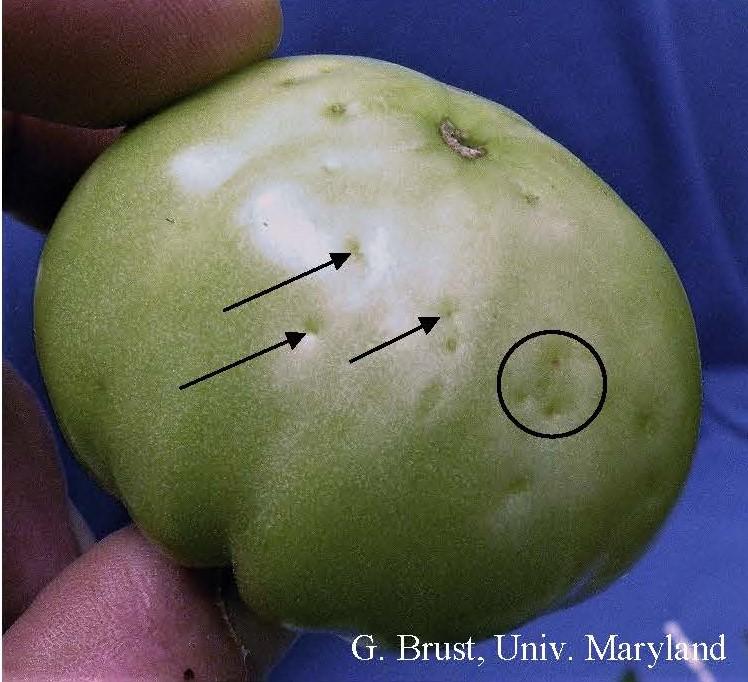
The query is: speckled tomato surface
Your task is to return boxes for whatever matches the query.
[35,55,700,643]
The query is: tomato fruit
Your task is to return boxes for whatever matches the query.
[35,56,701,643]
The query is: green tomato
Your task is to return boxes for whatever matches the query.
[35,55,701,643]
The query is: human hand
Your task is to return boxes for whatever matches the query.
[3,363,283,680]
[3,0,282,229]
[3,1,290,679]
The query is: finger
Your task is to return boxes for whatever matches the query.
[2,363,79,628]
[2,0,282,127]
[3,527,247,681]
[3,112,122,230]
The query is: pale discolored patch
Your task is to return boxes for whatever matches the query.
[169,143,247,196]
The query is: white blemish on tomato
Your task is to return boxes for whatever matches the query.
[322,158,342,172]
[169,144,246,196]
[237,184,334,272]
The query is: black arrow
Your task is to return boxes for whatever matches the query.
[179,331,306,390]
[223,253,351,312]
[349,317,440,364]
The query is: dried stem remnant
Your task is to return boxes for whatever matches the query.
[439,119,486,159]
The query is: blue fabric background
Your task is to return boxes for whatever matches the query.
[3,1,747,680]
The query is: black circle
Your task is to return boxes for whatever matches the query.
[496,330,607,439]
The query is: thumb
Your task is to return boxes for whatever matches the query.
[3,526,246,681]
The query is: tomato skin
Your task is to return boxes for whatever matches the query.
[35,56,700,643]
